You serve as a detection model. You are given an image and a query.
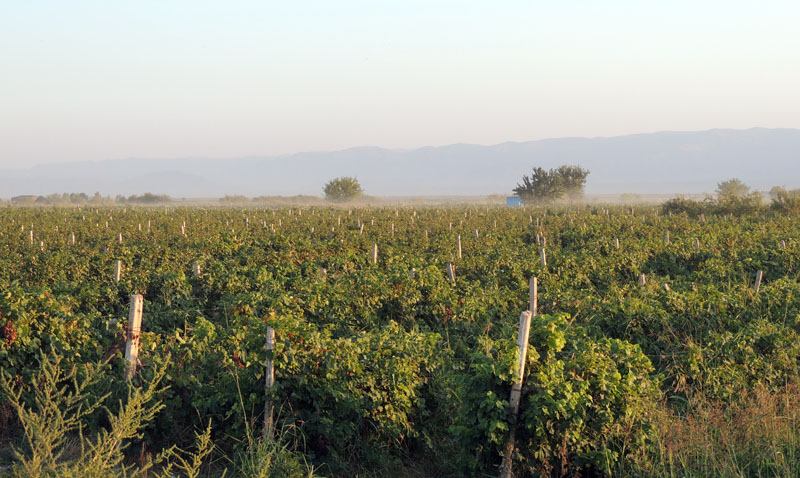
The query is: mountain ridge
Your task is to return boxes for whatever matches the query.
[3,128,799,198]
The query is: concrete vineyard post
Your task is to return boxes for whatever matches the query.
[529,277,538,314]
[540,248,546,267]
[193,261,202,278]
[614,237,620,249]
[114,260,122,283]
[457,235,462,259]
[125,294,144,380]
[499,310,534,478]
[639,274,646,286]
[372,244,378,264]
[447,263,456,284]
[694,237,700,249]
[409,268,415,280]
[754,270,763,293]
[263,326,276,439]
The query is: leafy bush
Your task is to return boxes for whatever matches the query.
[513,165,590,203]
[714,191,763,215]
[323,177,363,202]
[771,187,800,215]
[453,313,658,475]
[661,196,705,217]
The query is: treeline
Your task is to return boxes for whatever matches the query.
[220,195,327,206]
[10,192,172,205]
[663,179,800,216]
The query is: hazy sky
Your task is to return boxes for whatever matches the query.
[2,1,799,168]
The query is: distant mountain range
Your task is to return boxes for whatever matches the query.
[2,128,799,198]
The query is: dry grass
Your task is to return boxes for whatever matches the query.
[645,382,800,477]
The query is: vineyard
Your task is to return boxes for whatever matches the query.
[1,205,800,477]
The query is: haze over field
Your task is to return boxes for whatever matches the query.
[0,128,798,198]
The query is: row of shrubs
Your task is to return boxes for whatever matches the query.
[662,187,800,217]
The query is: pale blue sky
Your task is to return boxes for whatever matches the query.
[1,1,798,167]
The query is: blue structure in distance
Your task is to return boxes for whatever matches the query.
[506,196,521,207]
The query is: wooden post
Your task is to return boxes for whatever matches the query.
[125,294,144,380]
[192,261,202,278]
[114,260,122,283]
[753,270,763,293]
[664,231,670,245]
[529,277,538,314]
[614,237,620,249]
[499,310,534,478]
[447,263,456,284]
[694,237,700,249]
[263,326,275,439]
[540,248,546,267]
[474,229,479,239]
[70,233,76,245]
[117,233,123,244]
[457,235,462,259]
[639,274,646,286]
[372,244,378,264]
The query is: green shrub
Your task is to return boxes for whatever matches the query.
[771,187,800,215]
[452,313,659,475]
[661,196,705,217]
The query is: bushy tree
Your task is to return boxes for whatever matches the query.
[714,179,762,214]
[323,176,363,202]
[716,178,750,200]
[661,196,705,217]
[770,187,800,215]
[513,165,589,203]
